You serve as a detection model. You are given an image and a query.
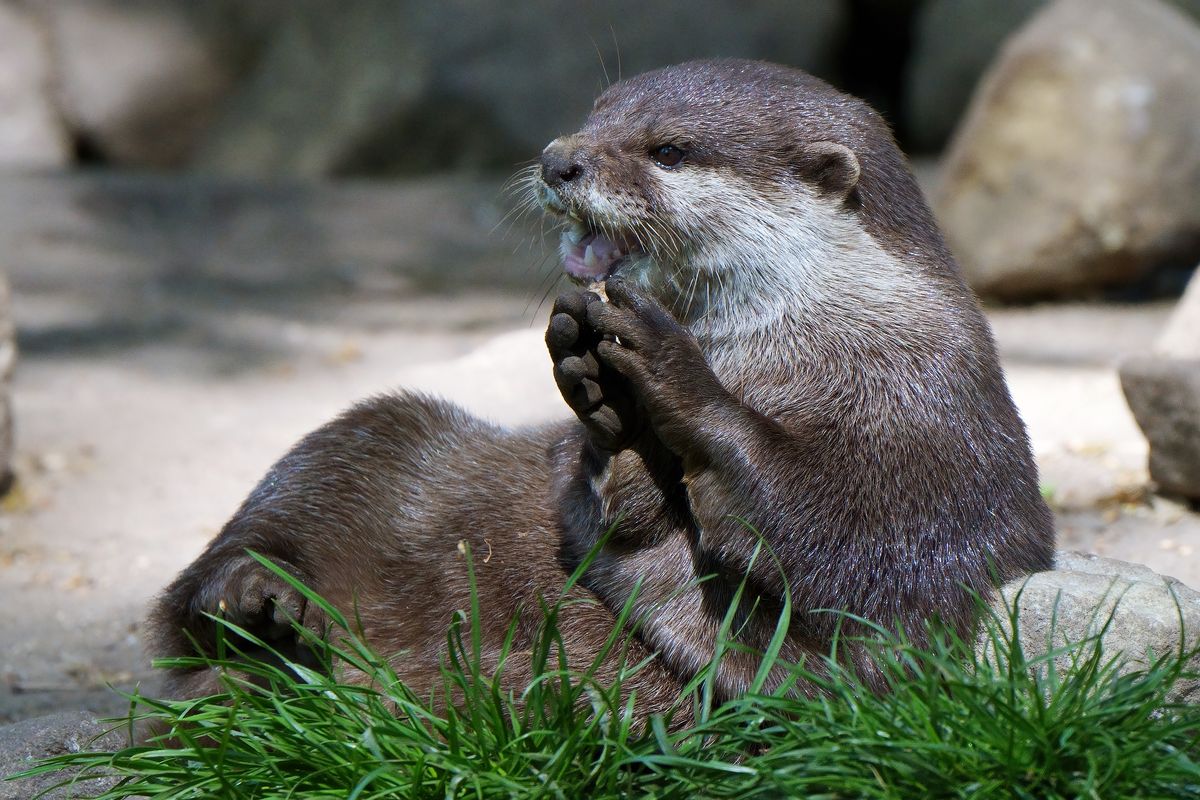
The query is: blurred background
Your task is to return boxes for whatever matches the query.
[0,0,1199,726]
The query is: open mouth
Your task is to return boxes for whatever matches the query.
[560,218,643,282]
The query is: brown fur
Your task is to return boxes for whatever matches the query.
[150,60,1054,718]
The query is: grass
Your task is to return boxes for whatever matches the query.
[14,545,1200,800]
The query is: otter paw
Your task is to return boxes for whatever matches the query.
[546,289,642,451]
[194,557,327,648]
[586,278,726,453]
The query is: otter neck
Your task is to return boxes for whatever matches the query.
[647,180,931,343]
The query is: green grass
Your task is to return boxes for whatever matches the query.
[15,547,1200,799]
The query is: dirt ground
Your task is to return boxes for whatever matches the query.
[1,173,1197,724]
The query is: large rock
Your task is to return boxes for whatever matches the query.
[0,712,125,799]
[1152,268,1200,357]
[997,551,1200,701]
[27,0,267,168]
[905,0,1200,153]
[0,1,69,169]
[1119,267,1200,499]
[194,0,845,178]
[192,0,429,178]
[1120,358,1200,499]
[904,0,1043,153]
[935,0,1200,300]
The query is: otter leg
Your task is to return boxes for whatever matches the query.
[150,393,535,702]
[153,552,329,675]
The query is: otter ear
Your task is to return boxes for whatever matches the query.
[795,141,860,202]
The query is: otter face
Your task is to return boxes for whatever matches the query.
[534,127,672,294]
[531,60,874,319]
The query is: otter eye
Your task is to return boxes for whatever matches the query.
[650,144,685,169]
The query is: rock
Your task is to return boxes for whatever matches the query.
[1120,357,1200,499]
[0,711,126,799]
[995,552,1200,702]
[906,0,1200,154]
[1152,267,1200,358]
[28,0,263,168]
[905,0,1043,152]
[192,0,429,178]
[0,273,12,492]
[194,0,846,178]
[0,1,69,169]
[935,0,1200,300]
[1119,267,1200,499]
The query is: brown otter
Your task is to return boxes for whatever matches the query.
[149,59,1054,716]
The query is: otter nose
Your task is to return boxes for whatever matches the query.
[540,148,583,187]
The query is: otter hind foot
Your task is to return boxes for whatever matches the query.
[167,555,330,671]
[216,560,326,645]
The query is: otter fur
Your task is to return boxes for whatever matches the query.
[150,59,1054,718]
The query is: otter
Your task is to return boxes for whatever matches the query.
[150,59,1054,717]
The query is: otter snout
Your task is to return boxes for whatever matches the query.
[540,138,585,188]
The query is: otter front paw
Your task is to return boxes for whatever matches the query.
[586,278,729,458]
[546,289,642,452]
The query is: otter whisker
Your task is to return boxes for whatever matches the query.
[682,268,703,321]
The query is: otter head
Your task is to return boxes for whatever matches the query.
[533,59,906,320]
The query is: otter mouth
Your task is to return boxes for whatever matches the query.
[560,218,644,283]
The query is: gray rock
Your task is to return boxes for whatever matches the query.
[906,0,1200,153]
[192,0,430,178]
[1120,357,1200,499]
[1119,270,1200,499]
[0,2,69,169]
[0,711,126,799]
[905,0,1043,152]
[935,0,1200,300]
[995,551,1200,701]
[1152,266,1200,359]
[194,0,845,178]
[28,0,260,168]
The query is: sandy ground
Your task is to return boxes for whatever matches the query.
[1,172,1197,724]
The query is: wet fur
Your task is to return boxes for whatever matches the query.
[150,59,1054,717]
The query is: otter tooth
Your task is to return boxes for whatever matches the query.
[583,244,598,270]
[566,222,590,245]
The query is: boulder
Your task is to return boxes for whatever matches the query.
[0,1,69,169]
[1152,267,1200,358]
[904,0,1043,153]
[191,0,430,178]
[0,711,126,799]
[1119,266,1200,499]
[996,551,1200,702]
[906,0,1200,154]
[27,0,266,168]
[935,0,1200,300]
[193,0,846,178]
